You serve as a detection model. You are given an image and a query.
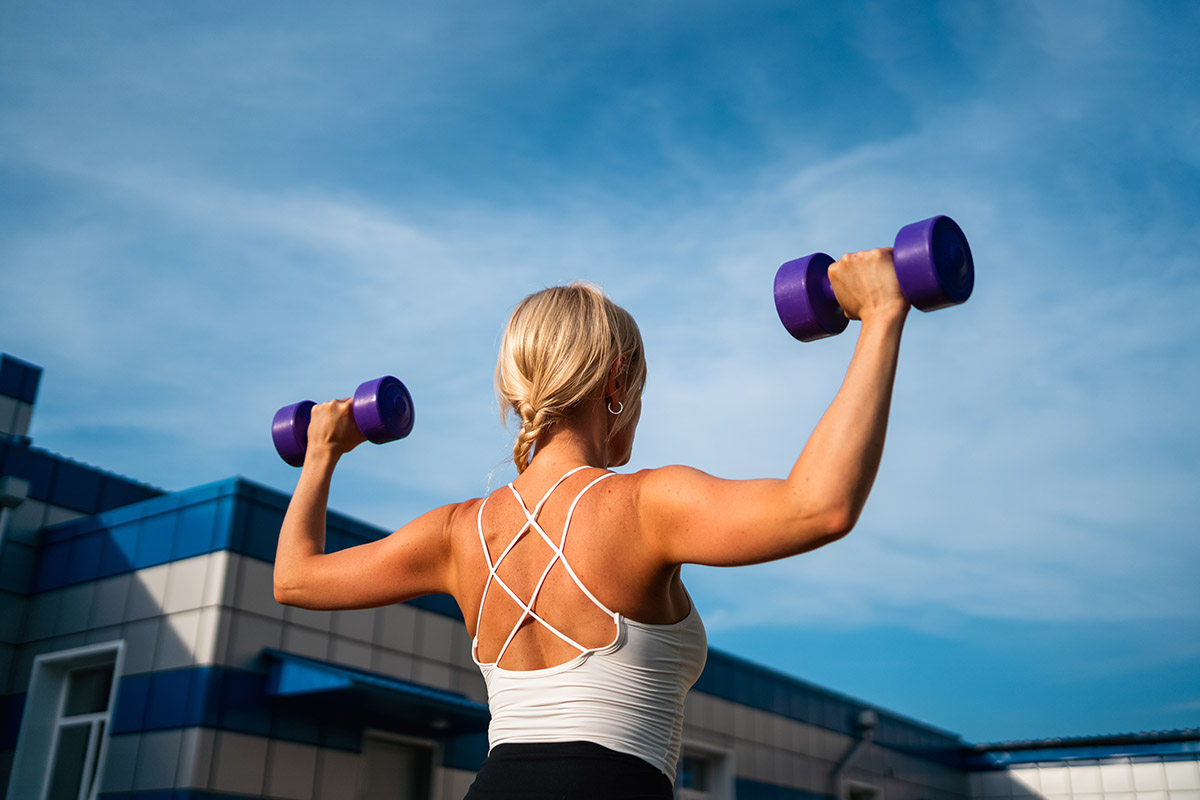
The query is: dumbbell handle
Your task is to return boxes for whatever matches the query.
[272,375,414,467]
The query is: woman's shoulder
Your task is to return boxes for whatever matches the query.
[625,464,713,496]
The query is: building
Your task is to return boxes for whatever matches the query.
[1,352,1197,800]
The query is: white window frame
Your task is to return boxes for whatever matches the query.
[676,739,735,800]
[6,641,125,800]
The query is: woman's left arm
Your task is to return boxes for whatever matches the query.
[272,399,456,610]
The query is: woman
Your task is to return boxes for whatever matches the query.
[274,247,908,799]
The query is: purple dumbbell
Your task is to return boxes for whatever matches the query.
[774,215,974,342]
[271,375,415,467]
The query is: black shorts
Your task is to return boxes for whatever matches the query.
[462,741,674,800]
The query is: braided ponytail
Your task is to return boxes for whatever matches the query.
[496,283,646,473]
[513,405,552,473]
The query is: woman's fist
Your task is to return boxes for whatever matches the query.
[827,248,909,322]
[306,398,367,458]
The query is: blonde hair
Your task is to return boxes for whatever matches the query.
[496,283,647,473]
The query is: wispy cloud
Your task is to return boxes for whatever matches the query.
[1,0,1196,674]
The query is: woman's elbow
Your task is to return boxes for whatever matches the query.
[827,505,858,540]
[272,582,293,606]
[807,505,856,548]
[273,570,303,607]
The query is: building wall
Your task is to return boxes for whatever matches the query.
[2,471,975,800]
[2,477,492,799]
[682,689,968,800]
[970,758,1200,800]
[6,352,1191,800]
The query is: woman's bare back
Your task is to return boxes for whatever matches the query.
[451,467,691,671]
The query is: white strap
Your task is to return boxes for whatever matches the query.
[474,466,596,663]
[509,472,619,618]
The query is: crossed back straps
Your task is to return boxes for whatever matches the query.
[473,466,619,667]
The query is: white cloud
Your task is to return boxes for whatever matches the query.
[2,0,1196,643]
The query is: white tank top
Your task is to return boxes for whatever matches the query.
[471,466,708,780]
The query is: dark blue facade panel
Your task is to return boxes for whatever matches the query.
[172,501,218,560]
[31,477,400,595]
[736,777,834,800]
[241,500,285,563]
[97,790,248,800]
[0,354,41,404]
[33,539,72,594]
[0,539,38,595]
[0,439,162,514]
[442,732,489,772]
[33,483,236,592]
[1,692,24,749]
[84,661,490,775]
[48,458,103,513]
[99,522,141,579]
[696,650,965,764]
[136,513,177,566]
[96,474,163,512]
[967,741,1200,768]
[0,442,55,500]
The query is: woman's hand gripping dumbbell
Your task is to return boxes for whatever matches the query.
[271,376,415,467]
[774,215,974,341]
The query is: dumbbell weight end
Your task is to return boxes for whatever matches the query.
[892,215,974,312]
[353,376,415,444]
[271,401,315,468]
[774,252,850,342]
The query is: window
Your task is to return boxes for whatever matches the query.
[7,642,124,800]
[676,743,734,800]
[361,731,436,800]
[679,755,711,793]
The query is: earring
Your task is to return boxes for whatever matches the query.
[607,399,624,415]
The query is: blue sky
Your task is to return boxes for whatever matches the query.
[2,0,1198,744]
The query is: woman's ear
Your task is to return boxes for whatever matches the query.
[605,357,626,397]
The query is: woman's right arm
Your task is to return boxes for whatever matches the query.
[638,248,910,567]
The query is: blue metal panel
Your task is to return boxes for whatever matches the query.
[319,722,362,751]
[217,669,272,738]
[209,495,237,551]
[736,777,834,800]
[694,649,965,765]
[0,692,24,749]
[0,539,37,594]
[441,731,489,771]
[43,514,101,544]
[66,531,104,585]
[96,475,163,511]
[1,444,54,501]
[49,459,103,513]
[0,354,41,404]
[172,501,218,560]
[143,669,194,730]
[99,522,140,578]
[99,492,178,529]
[33,539,72,592]
[263,649,489,722]
[269,699,323,745]
[243,500,284,562]
[968,738,1200,767]
[188,668,221,728]
[136,514,176,568]
[110,673,150,734]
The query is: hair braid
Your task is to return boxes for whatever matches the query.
[513,404,552,474]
